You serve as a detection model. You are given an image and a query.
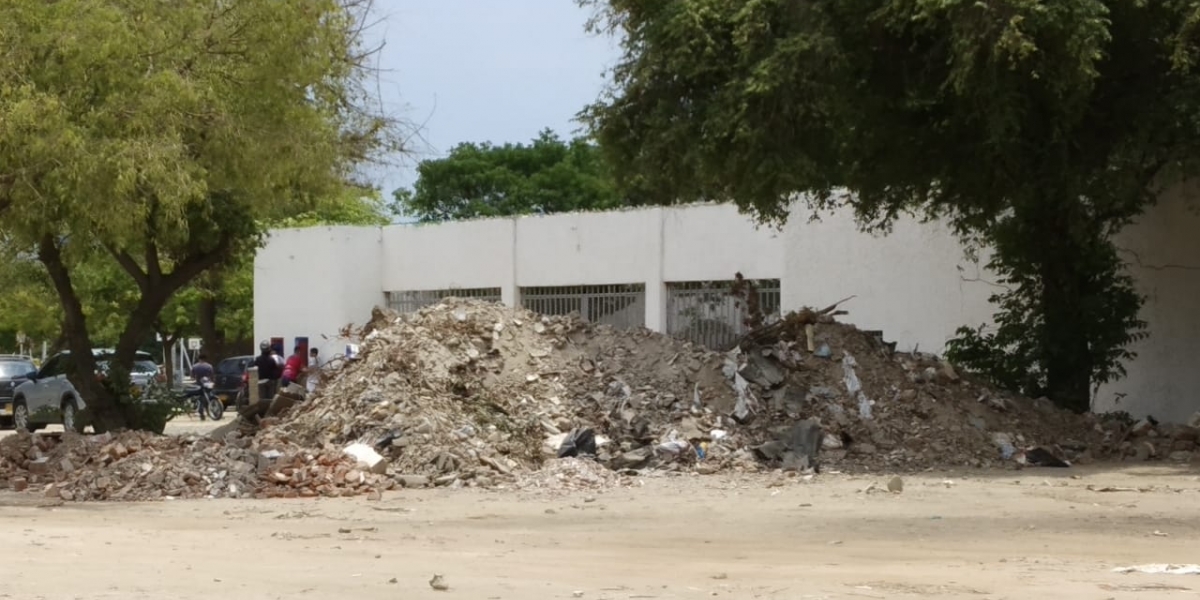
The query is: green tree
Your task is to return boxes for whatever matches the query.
[0,0,394,430]
[580,0,1200,412]
[0,246,62,351]
[393,129,629,221]
[0,189,391,374]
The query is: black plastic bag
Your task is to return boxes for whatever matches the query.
[557,427,598,458]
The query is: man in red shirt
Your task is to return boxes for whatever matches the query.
[281,345,306,388]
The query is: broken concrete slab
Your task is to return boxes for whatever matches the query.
[395,474,430,488]
[344,443,389,475]
[742,354,786,388]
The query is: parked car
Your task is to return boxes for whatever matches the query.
[214,355,254,407]
[0,355,38,429]
[11,349,159,432]
[97,355,164,389]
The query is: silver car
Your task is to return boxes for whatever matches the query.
[11,349,159,432]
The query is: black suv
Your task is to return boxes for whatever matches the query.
[214,355,254,406]
[0,354,38,429]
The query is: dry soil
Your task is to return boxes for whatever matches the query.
[2,422,1200,600]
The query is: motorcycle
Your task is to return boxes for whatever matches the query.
[233,370,279,411]
[183,376,224,421]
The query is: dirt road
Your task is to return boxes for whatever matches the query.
[1,438,1198,600]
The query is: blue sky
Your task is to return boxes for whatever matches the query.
[362,1,621,196]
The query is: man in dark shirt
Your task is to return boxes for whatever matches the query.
[191,354,215,382]
[253,341,282,400]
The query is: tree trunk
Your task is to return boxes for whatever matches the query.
[42,232,233,431]
[159,333,179,385]
[1040,269,1094,413]
[197,269,237,358]
[1032,204,1095,413]
[37,237,125,432]
[198,293,228,357]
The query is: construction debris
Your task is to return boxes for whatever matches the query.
[0,297,1161,502]
[0,429,377,500]
[1100,416,1198,464]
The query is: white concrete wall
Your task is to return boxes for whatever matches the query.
[662,204,784,281]
[1094,190,1200,423]
[781,210,996,355]
[254,225,383,362]
[515,209,663,287]
[254,201,1200,423]
[381,219,517,303]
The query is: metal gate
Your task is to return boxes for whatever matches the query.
[520,284,646,329]
[385,287,503,313]
[665,279,781,349]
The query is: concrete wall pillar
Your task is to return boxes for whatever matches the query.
[644,209,667,333]
[502,218,520,308]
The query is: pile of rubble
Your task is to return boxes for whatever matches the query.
[3,298,1188,502]
[0,429,390,501]
[264,299,1113,484]
[514,457,631,492]
[1106,413,1200,463]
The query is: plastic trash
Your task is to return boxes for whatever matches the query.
[557,428,598,459]
[656,440,692,456]
[842,352,873,419]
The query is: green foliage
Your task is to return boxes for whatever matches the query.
[393,129,630,222]
[581,0,1200,410]
[0,0,396,428]
[946,206,1149,409]
[0,188,393,357]
[0,249,61,346]
[279,188,393,228]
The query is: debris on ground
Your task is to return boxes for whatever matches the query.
[265,299,1113,483]
[429,574,449,591]
[0,428,384,501]
[0,297,1159,502]
[1102,415,1198,464]
[1112,564,1200,575]
[515,457,629,492]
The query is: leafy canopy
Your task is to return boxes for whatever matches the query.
[393,129,628,222]
[581,0,1200,410]
[0,0,396,428]
[0,190,394,355]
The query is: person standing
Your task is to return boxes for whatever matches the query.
[281,345,305,387]
[253,341,282,400]
[306,347,320,394]
[190,354,216,420]
[191,354,214,382]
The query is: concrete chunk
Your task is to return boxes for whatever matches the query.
[344,443,388,475]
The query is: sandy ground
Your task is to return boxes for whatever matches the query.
[2,419,1200,600]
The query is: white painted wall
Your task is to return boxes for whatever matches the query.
[662,204,784,281]
[781,210,996,355]
[254,225,383,362]
[1094,190,1200,422]
[381,219,514,295]
[514,209,663,287]
[254,201,1200,423]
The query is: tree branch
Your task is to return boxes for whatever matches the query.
[145,239,163,281]
[103,243,150,293]
[165,235,235,290]
[37,234,102,385]
[113,233,236,365]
